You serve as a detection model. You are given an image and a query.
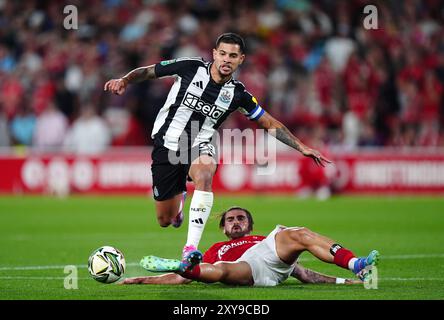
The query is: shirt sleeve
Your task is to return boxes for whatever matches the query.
[237,89,265,121]
[202,244,219,264]
[154,57,202,78]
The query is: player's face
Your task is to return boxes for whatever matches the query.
[212,42,245,77]
[223,209,250,239]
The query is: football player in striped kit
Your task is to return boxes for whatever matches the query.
[104,33,331,268]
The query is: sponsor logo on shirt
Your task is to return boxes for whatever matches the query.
[182,92,225,120]
[160,59,176,66]
[217,239,261,259]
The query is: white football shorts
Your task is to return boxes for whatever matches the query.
[237,225,296,286]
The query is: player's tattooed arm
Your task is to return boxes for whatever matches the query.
[291,264,361,285]
[292,264,335,284]
[104,65,157,95]
[121,65,157,84]
[257,112,307,152]
[275,125,305,152]
[120,273,192,285]
[257,112,332,167]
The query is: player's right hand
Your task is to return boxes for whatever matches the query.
[104,78,128,95]
[301,147,332,167]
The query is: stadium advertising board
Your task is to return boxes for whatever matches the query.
[1,149,444,195]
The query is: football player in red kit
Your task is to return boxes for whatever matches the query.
[123,207,378,286]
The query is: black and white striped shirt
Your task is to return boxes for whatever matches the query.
[151,57,265,151]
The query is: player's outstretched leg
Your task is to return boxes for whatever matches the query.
[353,250,380,280]
[276,227,380,280]
[154,193,185,228]
[183,188,214,256]
[140,256,253,286]
[183,154,216,265]
[171,191,187,228]
[140,256,182,272]
[332,245,380,279]
[179,250,203,272]
[140,251,202,273]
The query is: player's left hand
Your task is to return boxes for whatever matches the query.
[345,279,363,285]
[104,78,128,95]
[301,148,332,167]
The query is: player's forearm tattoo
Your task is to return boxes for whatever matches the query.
[273,126,304,152]
[122,65,156,83]
[292,266,336,284]
[302,269,336,284]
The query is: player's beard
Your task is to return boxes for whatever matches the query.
[228,225,247,239]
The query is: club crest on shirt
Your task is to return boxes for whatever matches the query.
[219,90,232,104]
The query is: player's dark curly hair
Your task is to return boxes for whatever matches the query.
[218,206,254,232]
[215,33,245,54]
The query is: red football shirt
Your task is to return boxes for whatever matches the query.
[203,235,266,264]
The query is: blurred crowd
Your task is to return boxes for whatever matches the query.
[1,0,444,153]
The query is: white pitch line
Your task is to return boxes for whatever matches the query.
[381,278,444,281]
[379,253,444,260]
[0,276,91,280]
[0,264,84,271]
[297,253,444,262]
[0,262,140,271]
[1,253,443,271]
[0,276,443,281]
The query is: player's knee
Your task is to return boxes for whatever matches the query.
[156,215,171,227]
[290,227,315,246]
[215,262,230,281]
[192,170,214,190]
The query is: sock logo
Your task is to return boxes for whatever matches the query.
[191,207,206,213]
[330,244,342,256]
[191,218,204,225]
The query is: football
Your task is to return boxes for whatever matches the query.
[88,246,126,283]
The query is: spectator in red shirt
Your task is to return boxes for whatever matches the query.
[123,207,378,286]
[421,71,443,123]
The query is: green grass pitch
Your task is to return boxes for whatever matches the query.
[1,195,443,300]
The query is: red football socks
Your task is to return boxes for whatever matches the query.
[182,265,201,280]
[333,247,356,270]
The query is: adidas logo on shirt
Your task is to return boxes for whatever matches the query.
[192,81,204,89]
